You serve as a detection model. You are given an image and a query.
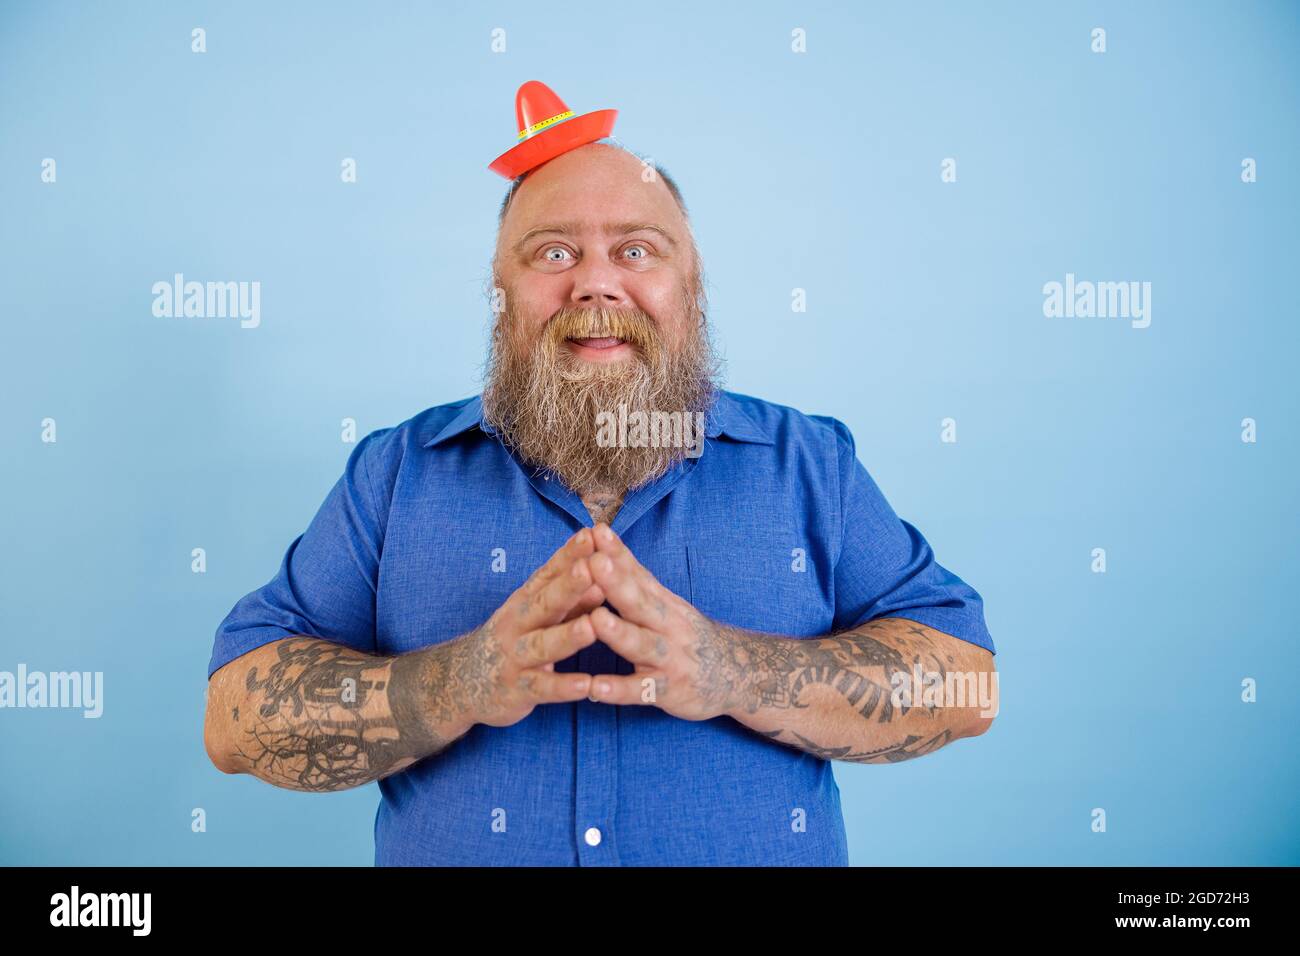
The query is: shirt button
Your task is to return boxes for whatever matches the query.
[583,826,602,847]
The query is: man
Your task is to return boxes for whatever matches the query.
[203,84,998,866]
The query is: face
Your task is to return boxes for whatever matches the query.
[481,143,720,494]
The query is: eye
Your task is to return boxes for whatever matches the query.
[623,244,651,261]
[541,246,572,262]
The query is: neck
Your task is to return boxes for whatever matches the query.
[580,484,627,526]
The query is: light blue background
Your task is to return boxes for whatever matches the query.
[1,0,1296,865]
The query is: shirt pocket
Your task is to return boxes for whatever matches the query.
[639,540,692,607]
[686,533,832,638]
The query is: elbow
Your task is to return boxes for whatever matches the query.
[205,736,237,775]
[203,684,241,775]
[203,717,237,775]
[961,650,998,738]
[966,711,995,737]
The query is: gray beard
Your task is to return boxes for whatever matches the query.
[481,321,721,493]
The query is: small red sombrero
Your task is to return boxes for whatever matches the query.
[488,80,618,179]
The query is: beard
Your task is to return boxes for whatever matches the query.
[480,280,722,493]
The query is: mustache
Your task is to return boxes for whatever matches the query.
[546,306,659,352]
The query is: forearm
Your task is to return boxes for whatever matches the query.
[204,635,483,791]
[708,616,997,763]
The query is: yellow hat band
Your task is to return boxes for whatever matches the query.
[518,110,574,141]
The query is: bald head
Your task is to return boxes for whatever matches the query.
[497,142,691,228]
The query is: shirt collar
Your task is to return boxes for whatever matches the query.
[423,390,773,448]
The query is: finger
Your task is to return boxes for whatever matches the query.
[513,614,597,669]
[593,522,657,578]
[589,605,667,666]
[525,527,596,594]
[560,583,606,623]
[508,528,594,616]
[587,551,666,629]
[518,667,594,704]
[514,550,601,630]
[591,523,654,582]
[538,522,595,574]
[591,523,670,601]
[591,522,619,549]
[588,672,664,706]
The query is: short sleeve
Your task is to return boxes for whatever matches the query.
[828,418,995,655]
[206,430,391,679]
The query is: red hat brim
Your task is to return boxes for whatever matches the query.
[488,108,618,179]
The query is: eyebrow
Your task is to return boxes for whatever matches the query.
[512,221,679,254]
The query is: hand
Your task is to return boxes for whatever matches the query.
[455,527,607,729]
[583,522,745,721]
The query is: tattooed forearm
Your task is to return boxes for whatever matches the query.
[755,727,954,764]
[694,619,910,719]
[697,616,995,765]
[206,634,491,792]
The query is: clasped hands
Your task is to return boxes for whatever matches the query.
[467,524,743,730]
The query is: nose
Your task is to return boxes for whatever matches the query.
[568,257,631,310]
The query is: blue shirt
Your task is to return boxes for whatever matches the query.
[208,390,995,866]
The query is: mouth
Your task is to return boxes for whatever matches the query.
[564,336,635,361]
[566,336,627,349]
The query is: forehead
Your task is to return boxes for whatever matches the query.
[500,145,684,242]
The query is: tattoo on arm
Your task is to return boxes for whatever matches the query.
[692,618,907,719]
[231,634,492,792]
[692,617,978,765]
[756,727,954,764]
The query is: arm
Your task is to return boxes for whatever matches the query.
[720,415,999,763]
[703,616,998,763]
[204,526,610,792]
[203,635,481,792]
[580,523,997,764]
